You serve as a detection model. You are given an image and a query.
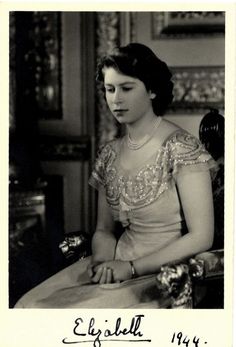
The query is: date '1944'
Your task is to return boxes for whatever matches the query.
[171,332,208,347]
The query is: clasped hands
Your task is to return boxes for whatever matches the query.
[87,259,132,284]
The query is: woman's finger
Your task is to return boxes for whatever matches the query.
[106,268,113,283]
[99,267,108,284]
[91,266,103,283]
[87,264,94,278]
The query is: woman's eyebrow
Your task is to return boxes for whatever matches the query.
[104,82,136,86]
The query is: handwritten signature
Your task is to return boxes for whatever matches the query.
[62,314,151,347]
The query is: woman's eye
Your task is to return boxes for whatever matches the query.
[122,87,132,92]
[105,86,133,93]
[105,88,115,93]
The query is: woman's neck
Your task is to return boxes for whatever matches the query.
[126,111,159,142]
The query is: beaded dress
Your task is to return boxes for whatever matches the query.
[89,129,217,261]
[15,129,217,308]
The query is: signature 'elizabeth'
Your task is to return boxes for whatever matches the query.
[62,314,151,347]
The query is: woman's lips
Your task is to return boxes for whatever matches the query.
[113,109,128,115]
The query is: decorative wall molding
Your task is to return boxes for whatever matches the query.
[39,136,91,160]
[95,12,121,145]
[170,66,224,113]
[152,12,225,39]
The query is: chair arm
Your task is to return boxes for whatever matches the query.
[189,249,224,280]
[156,263,193,308]
[155,249,224,309]
[59,231,91,260]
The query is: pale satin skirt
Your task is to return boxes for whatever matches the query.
[14,257,169,309]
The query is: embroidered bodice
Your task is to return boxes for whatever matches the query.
[90,130,216,209]
[89,129,217,261]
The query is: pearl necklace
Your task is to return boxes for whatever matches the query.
[127,117,162,150]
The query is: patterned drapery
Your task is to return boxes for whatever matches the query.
[95,12,121,145]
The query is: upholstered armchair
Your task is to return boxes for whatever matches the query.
[59,232,223,308]
[59,109,224,309]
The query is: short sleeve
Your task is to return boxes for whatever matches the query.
[168,131,219,179]
[88,142,117,190]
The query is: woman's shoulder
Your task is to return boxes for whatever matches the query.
[159,119,215,164]
[160,120,218,175]
[95,137,123,164]
[160,118,180,133]
[98,137,123,153]
[159,119,197,145]
[89,138,122,189]
[156,119,192,147]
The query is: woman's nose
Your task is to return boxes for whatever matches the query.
[112,89,123,104]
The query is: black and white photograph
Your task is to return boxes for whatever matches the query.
[1,3,235,347]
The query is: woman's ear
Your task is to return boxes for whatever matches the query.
[149,92,156,100]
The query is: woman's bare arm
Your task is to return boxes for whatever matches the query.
[132,170,214,276]
[91,187,117,263]
[87,186,118,282]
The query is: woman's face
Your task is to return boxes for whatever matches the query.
[103,67,154,125]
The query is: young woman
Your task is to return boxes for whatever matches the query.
[15,43,217,308]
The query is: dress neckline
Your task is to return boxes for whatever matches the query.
[117,128,183,174]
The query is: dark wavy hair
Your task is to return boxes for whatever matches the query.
[96,43,174,116]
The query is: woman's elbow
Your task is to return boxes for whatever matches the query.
[198,231,214,252]
[189,226,214,254]
[201,238,213,252]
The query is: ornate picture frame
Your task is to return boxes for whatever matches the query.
[152,12,225,38]
[169,66,225,113]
